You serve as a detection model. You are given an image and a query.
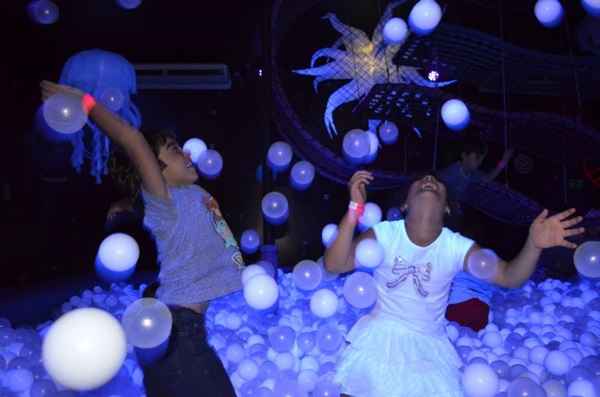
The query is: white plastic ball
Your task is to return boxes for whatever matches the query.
[43,92,87,134]
[378,120,399,144]
[462,362,499,397]
[121,298,172,348]
[582,0,600,17]
[42,308,126,391]
[267,141,293,171]
[97,233,140,272]
[197,149,223,179]
[355,238,385,269]
[182,138,207,164]
[310,289,338,318]
[243,274,279,310]
[358,202,382,230]
[408,0,443,36]
[534,0,564,28]
[383,17,408,44]
[242,264,267,286]
[290,161,315,190]
[441,99,470,131]
[240,229,261,255]
[544,350,571,376]
[321,224,339,248]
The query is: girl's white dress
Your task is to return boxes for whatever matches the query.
[334,220,475,397]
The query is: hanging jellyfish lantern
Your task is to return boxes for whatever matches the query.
[57,49,141,183]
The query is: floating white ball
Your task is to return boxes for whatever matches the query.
[43,92,87,134]
[261,192,289,225]
[358,202,382,230]
[378,120,399,145]
[321,224,339,248]
[534,0,564,28]
[574,241,600,278]
[97,233,140,272]
[267,141,293,172]
[441,99,470,131]
[197,149,223,179]
[383,17,408,44]
[42,308,127,391]
[290,161,315,190]
[121,298,172,349]
[182,138,207,164]
[355,238,385,269]
[240,229,261,255]
[408,0,443,36]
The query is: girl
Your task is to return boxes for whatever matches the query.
[325,170,583,397]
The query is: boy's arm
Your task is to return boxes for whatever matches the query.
[483,148,514,182]
[41,81,169,201]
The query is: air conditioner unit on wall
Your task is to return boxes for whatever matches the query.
[134,64,232,90]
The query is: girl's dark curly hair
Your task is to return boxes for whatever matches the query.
[109,129,177,200]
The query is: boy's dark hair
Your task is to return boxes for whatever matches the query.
[461,136,488,157]
[109,129,177,200]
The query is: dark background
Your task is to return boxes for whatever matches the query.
[1,0,599,291]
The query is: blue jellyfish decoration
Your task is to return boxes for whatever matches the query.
[58,49,141,183]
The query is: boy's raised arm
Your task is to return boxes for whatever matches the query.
[41,81,169,200]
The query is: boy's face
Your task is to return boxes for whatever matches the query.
[461,152,485,171]
[158,138,198,186]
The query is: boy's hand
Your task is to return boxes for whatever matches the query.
[41,81,84,102]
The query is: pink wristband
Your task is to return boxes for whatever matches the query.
[82,93,96,114]
[349,201,365,217]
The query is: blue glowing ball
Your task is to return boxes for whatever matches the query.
[198,150,223,179]
[386,207,403,221]
[378,120,399,145]
[363,131,379,164]
[183,138,208,164]
[243,274,279,310]
[582,0,600,17]
[358,202,382,231]
[408,0,442,36]
[121,298,172,349]
[321,224,338,248]
[534,0,564,28]
[240,229,261,255]
[355,238,385,269]
[267,141,293,172]
[343,272,378,309]
[268,326,296,353]
[290,161,315,191]
[292,260,323,291]
[97,233,139,273]
[28,0,59,25]
[441,99,470,131]
[467,248,499,280]
[261,192,289,225]
[383,18,408,44]
[574,241,600,278]
[342,129,370,164]
[42,93,88,134]
[116,0,142,10]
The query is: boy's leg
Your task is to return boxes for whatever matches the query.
[142,307,236,397]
